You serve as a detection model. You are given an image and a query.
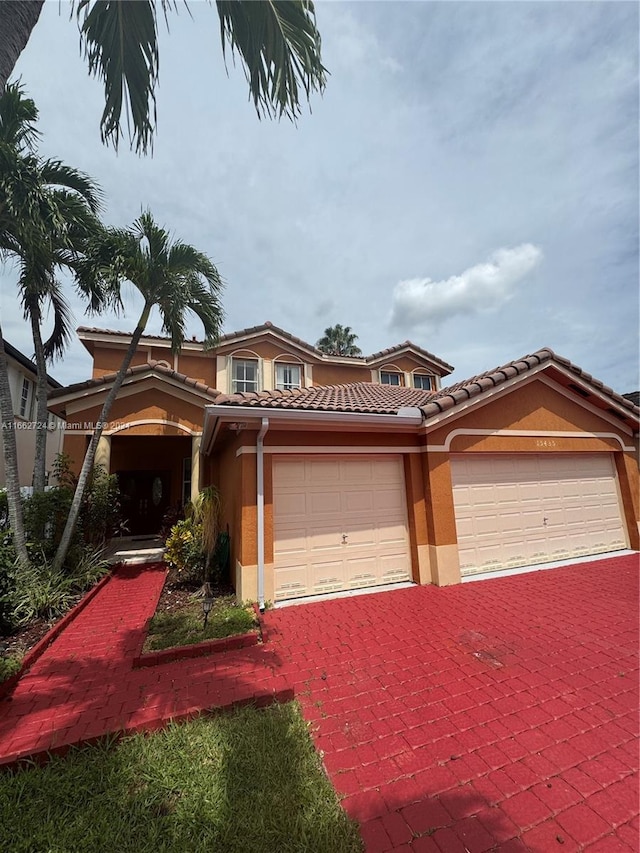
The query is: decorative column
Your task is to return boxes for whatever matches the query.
[95,435,111,473]
[191,434,201,501]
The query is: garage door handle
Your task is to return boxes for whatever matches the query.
[342,533,348,544]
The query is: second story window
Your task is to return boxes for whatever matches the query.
[232,358,258,393]
[275,363,302,391]
[413,374,434,390]
[19,377,32,418]
[380,371,403,386]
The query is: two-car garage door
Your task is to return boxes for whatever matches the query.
[273,456,412,601]
[452,453,628,577]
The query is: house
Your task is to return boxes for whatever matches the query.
[49,323,640,604]
[0,339,65,488]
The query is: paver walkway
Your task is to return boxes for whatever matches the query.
[0,563,290,765]
[0,554,638,852]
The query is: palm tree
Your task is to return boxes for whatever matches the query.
[0,83,102,564]
[0,1,327,153]
[53,210,224,571]
[316,324,362,357]
[0,85,102,490]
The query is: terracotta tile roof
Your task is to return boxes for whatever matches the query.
[420,348,639,418]
[217,320,321,354]
[76,326,195,343]
[77,322,454,371]
[215,382,434,414]
[623,391,640,407]
[365,341,454,373]
[49,361,220,400]
[215,348,639,421]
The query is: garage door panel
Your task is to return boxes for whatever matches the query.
[343,490,375,513]
[380,555,412,583]
[309,526,344,553]
[309,459,340,482]
[273,455,411,600]
[273,566,308,599]
[374,488,406,513]
[344,523,376,548]
[378,524,409,547]
[273,528,308,557]
[312,561,345,594]
[275,492,308,518]
[346,556,377,585]
[309,491,342,515]
[453,453,627,577]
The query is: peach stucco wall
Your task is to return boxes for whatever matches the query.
[65,389,204,435]
[311,364,371,386]
[428,379,630,447]
[92,346,148,378]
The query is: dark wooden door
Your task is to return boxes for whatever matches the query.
[117,470,172,536]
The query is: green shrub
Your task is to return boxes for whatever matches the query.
[164,518,205,583]
[80,465,122,546]
[0,491,8,531]
[11,561,78,624]
[0,654,21,683]
[23,487,74,561]
[10,545,110,625]
[0,530,18,634]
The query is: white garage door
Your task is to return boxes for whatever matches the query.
[451,453,628,577]
[273,455,412,600]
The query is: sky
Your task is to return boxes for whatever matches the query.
[1,1,638,393]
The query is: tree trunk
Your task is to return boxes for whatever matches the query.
[0,332,30,568]
[29,305,49,494]
[0,1,44,94]
[53,303,152,571]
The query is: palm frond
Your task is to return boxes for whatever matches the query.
[77,0,159,154]
[42,284,74,362]
[39,159,102,214]
[216,0,327,121]
[0,82,40,151]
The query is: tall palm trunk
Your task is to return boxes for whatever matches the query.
[0,1,44,94]
[29,304,49,494]
[53,302,152,571]
[0,333,30,568]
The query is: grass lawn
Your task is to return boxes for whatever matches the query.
[144,594,258,652]
[0,702,362,853]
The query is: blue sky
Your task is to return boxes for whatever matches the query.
[2,1,638,392]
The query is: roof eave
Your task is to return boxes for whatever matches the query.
[202,404,423,455]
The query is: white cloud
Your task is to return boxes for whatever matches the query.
[389,244,543,332]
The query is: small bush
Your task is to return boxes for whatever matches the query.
[0,654,22,683]
[164,518,205,584]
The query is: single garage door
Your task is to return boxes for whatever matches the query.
[273,455,412,600]
[451,453,628,577]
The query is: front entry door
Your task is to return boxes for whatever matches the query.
[117,470,172,536]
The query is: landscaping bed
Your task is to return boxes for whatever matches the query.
[146,581,257,648]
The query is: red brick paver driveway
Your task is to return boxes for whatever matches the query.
[265,554,639,852]
[0,554,637,851]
